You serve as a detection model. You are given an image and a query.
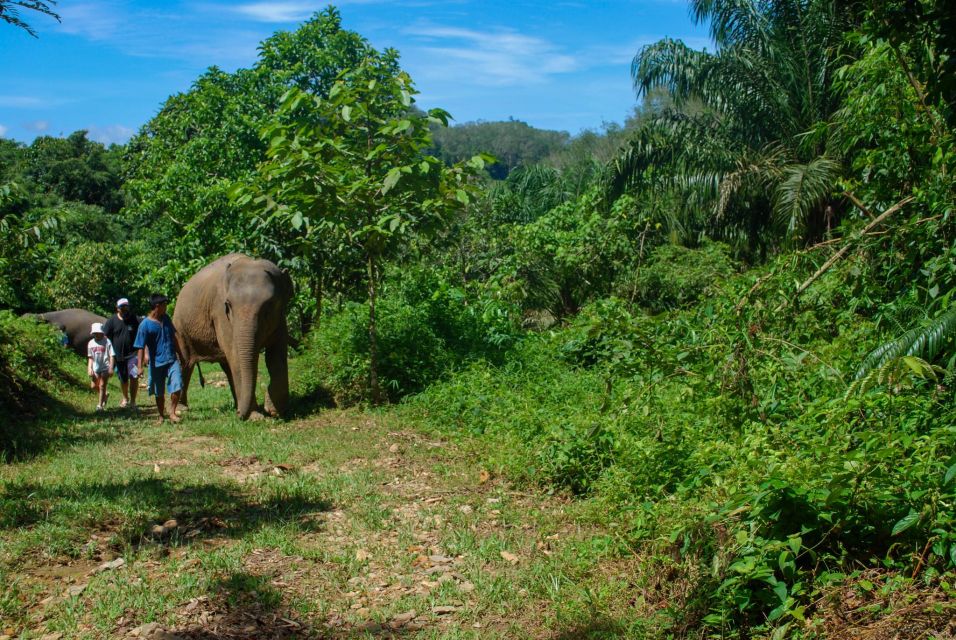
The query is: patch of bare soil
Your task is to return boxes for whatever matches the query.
[217,455,293,484]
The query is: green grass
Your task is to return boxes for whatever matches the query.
[0,356,640,639]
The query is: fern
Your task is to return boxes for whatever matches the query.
[847,356,943,397]
[854,304,956,381]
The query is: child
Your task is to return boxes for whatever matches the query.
[87,322,115,411]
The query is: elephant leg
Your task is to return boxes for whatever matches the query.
[264,331,289,417]
[221,360,239,409]
[180,361,194,407]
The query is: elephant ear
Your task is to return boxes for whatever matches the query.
[220,258,236,309]
[268,266,294,312]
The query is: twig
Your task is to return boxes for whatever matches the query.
[912,537,934,579]
[734,272,774,314]
[776,196,913,312]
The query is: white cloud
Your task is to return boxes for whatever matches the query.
[57,2,124,40]
[407,25,578,86]
[0,95,48,108]
[0,125,8,137]
[23,120,50,132]
[87,124,134,145]
[232,2,321,22]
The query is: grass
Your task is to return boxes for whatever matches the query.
[3,354,952,639]
[0,356,640,639]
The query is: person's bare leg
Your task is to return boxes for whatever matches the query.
[130,376,139,406]
[120,379,130,406]
[99,377,109,407]
[169,391,181,422]
[156,394,166,422]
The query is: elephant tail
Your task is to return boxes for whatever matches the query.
[197,363,206,388]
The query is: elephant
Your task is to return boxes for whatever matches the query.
[30,309,107,357]
[173,253,293,420]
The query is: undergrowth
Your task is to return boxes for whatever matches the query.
[402,251,956,638]
[0,311,81,458]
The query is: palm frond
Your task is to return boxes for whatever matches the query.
[855,304,956,380]
[771,154,839,235]
[846,355,943,397]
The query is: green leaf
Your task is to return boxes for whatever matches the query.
[944,462,956,486]
[341,105,352,122]
[891,509,919,536]
[291,211,304,230]
[455,189,469,204]
[382,168,402,194]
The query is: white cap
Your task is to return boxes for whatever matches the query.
[116,298,130,307]
[91,322,105,334]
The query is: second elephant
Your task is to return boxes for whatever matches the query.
[173,254,293,419]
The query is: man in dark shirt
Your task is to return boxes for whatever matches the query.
[103,297,141,410]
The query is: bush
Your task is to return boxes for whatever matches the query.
[297,271,519,405]
[623,240,738,313]
[42,240,157,314]
[0,311,76,456]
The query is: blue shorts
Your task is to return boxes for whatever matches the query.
[148,360,183,397]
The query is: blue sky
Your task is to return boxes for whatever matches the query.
[0,1,709,145]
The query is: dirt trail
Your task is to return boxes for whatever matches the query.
[6,410,623,640]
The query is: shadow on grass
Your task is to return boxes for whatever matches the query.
[552,615,629,640]
[0,476,332,548]
[2,375,130,462]
[288,385,337,420]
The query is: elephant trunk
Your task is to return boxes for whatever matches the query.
[235,319,260,420]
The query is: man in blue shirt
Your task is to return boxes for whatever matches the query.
[134,293,187,423]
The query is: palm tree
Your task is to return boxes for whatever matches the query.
[608,0,852,251]
[0,0,59,37]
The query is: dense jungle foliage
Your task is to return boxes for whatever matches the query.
[2,1,955,637]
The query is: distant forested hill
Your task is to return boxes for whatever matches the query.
[429,119,570,179]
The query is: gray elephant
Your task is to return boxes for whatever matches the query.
[30,309,107,357]
[173,253,293,420]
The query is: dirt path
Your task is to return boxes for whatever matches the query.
[1,404,632,640]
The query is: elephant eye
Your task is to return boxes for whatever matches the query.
[224,301,231,316]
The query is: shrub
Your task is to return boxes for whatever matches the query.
[42,240,156,314]
[297,272,519,405]
[0,311,76,456]
[622,240,738,313]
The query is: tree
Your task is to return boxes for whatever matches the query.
[124,8,380,299]
[25,131,124,211]
[0,0,59,37]
[608,0,853,251]
[430,119,569,179]
[240,58,484,403]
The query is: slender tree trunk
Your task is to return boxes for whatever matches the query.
[367,252,382,405]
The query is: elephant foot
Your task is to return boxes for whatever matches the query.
[246,410,266,422]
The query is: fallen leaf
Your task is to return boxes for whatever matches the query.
[479,469,491,484]
[388,443,400,453]
[153,464,161,473]
[92,557,125,574]
[432,605,459,615]
[500,551,519,564]
[65,583,87,597]
[390,610,417,627]
[355,549,370,561]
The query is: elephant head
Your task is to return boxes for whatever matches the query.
[220,260,293,419]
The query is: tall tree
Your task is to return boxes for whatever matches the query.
[609,0,853,250]
[0,0,59,37]
[124,8,379,295]
[241,59,484,403]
